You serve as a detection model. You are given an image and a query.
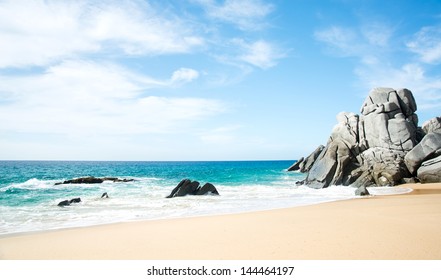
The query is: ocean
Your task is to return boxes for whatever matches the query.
[0,160,358,235]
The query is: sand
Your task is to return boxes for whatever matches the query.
[0,183,440,260]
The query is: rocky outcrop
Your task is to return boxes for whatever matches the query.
[55,177,134,185]
[166,179,220,198]
[290,87,441,191]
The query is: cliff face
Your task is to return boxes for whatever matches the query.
[290,87,441,191]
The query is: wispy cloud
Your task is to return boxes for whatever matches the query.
[314,26,358,55]
[355,63,441,109]
[193,0,274,30]
[170,68,200,84]
[314,23,393,59]
[406,25,441,64]
[213,39,283,70]
[0,0,282,159]
[235,39,283,69]
[0,0,203,68]
[315,21,441,111]
[0,61,224,136]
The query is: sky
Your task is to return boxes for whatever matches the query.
[1,0,441,161]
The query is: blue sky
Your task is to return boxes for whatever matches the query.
[1,0,441,161]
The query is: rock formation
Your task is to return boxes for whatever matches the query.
[290,87,441,191]
[57,197,81,207]
[55,177,134,185]
[166,179,220,198]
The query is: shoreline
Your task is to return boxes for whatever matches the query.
[1,183,441,259]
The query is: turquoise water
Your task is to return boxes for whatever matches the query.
[0,160,356,235]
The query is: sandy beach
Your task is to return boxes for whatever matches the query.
[1,183,440,260]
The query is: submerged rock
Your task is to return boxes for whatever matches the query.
[57,197,81,207]
[166,179,220,198]
[55,176,134,185]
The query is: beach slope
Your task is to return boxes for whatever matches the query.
[1,183,440,260]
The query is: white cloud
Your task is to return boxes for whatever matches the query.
[361,23,393,47]
[316,23,441,112]
[0,61,225,136]
[314,23,393,59]
[0,0,204,68]
[407,25,441,64]
[233,39,282,69]
[194,0,274,30]
[355,63,441,109]
[314,26,358,55]
[171,68,200,84]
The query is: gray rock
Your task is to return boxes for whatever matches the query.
[362,147,409,186]
[305,140,355,188]
[166,179,200,198]
[360,88,418,152]
[331,112,360,148]
[351,170,375,189]
[404,132,441,174]
[287,145,326,173]
[57,200,70,207]
[417,155,441,183]
[55,177,134,185]
[422,116,441,134]
[396,88,417,119]
[166,179,219,198]
[57,197,81,207]
[195,183,220,195]
[287,157,303,171]
[355,185,370,196]
[403,177,419,184]
[293,87,426,189]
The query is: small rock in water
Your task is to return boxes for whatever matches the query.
[57,200,71,207]
[54,176,135,185]
[166,179,220,198]
[57,197,81,207]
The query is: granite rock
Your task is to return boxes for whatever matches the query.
[417,155,441,183]
[166,179,219,198]
[404,132,441,174]
[289,87,438,192]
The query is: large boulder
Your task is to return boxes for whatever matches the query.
[360,88,418,152]
[404,132,441,174]
[417,155,441,183]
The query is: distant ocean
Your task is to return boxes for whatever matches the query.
[0,160,357,235]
